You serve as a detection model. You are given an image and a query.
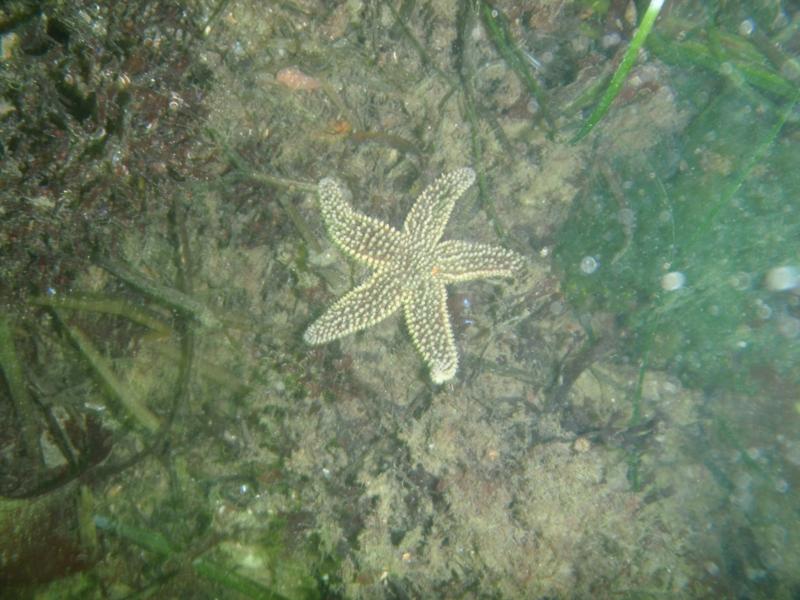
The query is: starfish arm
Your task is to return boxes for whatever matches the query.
[319,178,403,267]
[402,168,476,246]
[435,240,525,283]
[304,270,403,345]
[403,279,458,384]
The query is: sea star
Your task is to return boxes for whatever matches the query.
[304,167,524,384]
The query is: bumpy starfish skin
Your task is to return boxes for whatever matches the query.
[304,168,524,384]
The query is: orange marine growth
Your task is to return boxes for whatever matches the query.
[275,67,321,91]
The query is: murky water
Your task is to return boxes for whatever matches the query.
[1,1,798,598]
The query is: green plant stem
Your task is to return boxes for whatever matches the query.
[97,258,220,327]
[56,310,161,433]
[626,357,647,492]
[479,0,554,134]
[572,0,665,143]
[647,32,798,99]
[685,88,799,253]
[30,294,171,336]
[383,0,452,82]
[220,143,321,254]
[0,314,42,461]
[208,127,319,253]
[151,343,249,396]
[454,1,507,242]
[94,515,289,599]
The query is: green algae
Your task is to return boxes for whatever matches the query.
[555,73,799,395]
[572,0,666,142]
[0,313,41,460]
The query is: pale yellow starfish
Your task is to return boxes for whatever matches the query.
[304,168,524,384]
